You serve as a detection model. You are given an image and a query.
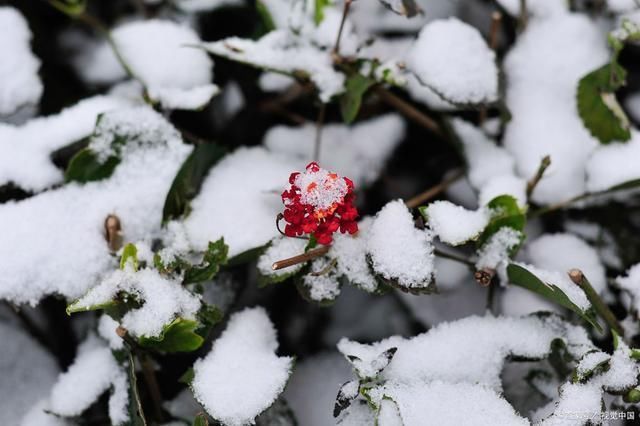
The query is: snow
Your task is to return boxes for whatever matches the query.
[337,336,404,379]
[175,0,244,12]
[451,118,516,190]
[80,20,217,110]
[608,0,640,13]
[191,307,293,426]
[202,30,345,102]
[0,7,42,116]
[476,227,522,271]
[303,259,342,302]
[0,95,132,191]
[70,267,201,338]
[586,132,640,192]
[479,174,527,207]
[0,322,60,425]
[511,262,591,311]
[0,106,192,304]
[378,381,529,426]
[367,200,435,289]
[349,0,456,35]
[330,217,378,293]
[257,236,308,278]
[283,352,353,426]
[184,147,297,258]
[527,233,606,294]
[264,114,405,187]
[496,0,569,18]
[98,314,124,350]
[575,351,610,379]
[49,335,127,423]
[20,400,69,426]
[425,200,490,245]
[502,12,608,204]
[617,263,640,313]
[407,18,498,105]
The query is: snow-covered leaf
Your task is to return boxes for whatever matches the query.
[377,0,421,17]
[138,317,204,353]
[340,73,375,124]
[183,238,229,284]
[476,195,526,249]
[333,380,360,418]
[421,200,489,246]
[577,62,631,144]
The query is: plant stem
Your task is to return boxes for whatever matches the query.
[434,249,475,267]
[518,0,528,32]
[526,155,551,200]
[373,86,442,135]
[405,169,464,208]
[272,245,330,271]
[140,353,165,422]
[333,0,353,56]
[127,350,148,426]
[568,269,624,336]
[314,103,326,162]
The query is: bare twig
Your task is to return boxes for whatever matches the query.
[105,214,123,252]
[140,353,164,422]
[518,0,528,32]
[405,169,464,209]
[333,0,353,56]
[569,269,624,336]
[526,155,551,199]
[374,86,442,135]
[272,245,330,271]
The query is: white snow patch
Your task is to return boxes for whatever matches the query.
[330,217,378,293]
[426,200,490,245]
[586,132,640,192]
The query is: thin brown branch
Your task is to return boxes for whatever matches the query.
[405,169,464,209]
[526,155,551,199]
[333,0,353,56]
[272,245,330,271]
[374,86,442,135]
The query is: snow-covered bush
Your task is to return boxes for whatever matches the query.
[3,0,640,425]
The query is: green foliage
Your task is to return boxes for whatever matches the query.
[340,74,375,124]
[163,143,227,223]
[314,0,332,25]
[507,264,602,332]
[120,243,139,271]
[183,238,229,284]
[65,148,119,183]
[138,318,204,353]
[577,63,631,144]
[193,413,209,426]
[256,1,276,32]
[477,195,526,250]
[48,0,85,16]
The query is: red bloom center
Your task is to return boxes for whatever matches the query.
[281,162,358,245]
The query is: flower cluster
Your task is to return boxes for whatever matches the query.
[281,162,358,245]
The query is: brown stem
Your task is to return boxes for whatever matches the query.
[140,353,164,422]
[333,0,353,56]
[518,0,528,32]
[374,86,442,135]
[272,245,330,271]
[105,214,123,252]
[526,155,551,199]
[479,11,502,124]
[568,269,624,336]
[314,103,326,162]
[405,169,464,209]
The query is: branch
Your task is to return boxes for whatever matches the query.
[373,86,442,135]
[568,269,624,336]
[272,245,330,271]
[405,169,464,209]
[333,0,353,56]
[526,155,551,199]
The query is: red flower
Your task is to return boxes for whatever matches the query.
[281,162,358,244]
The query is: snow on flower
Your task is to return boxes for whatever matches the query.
[281,162,358,245]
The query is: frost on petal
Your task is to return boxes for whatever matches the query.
[71,268,201,338]
[0,7,42,116]
[407,18,498,105]
[201,31,345,102]
[367,200,434,290]
[49,336,127,421]
[0,96,132,192]
[425,200,490,246]
[191,307,293,426]
[184,147,297,258]
[0,323,60,425]
[0,107,192,305]
[0,108,191,304]
[264,114,406,188]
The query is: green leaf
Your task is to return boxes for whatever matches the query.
[507,264,602,332]
[477,195,526,250]
[178,367,195,385]
[193,413,209,426]
[256,1,276,32]
[120,243,139,271]
[340,74,375,124]
[577,63,631,144]
[66,299,117,315]
[314,0,332,24]
[65,148,119,183]
[138,318,204,353]
[163,143,227,223]
[197,304,224,332]
[49,0,86,16]
[183,238,229,284]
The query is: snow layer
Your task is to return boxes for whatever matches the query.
[257,236,308,278]
[49,335,127,423]
[81,20,217,109]
[479,174,527,207]
[71,267,201,338]
[191,307,293,426]
[586,132,640,192]
[0,7,42,116]
[617,263,640,314]
[0,322,60,425]
[407,18,498,105]
[330,217,378,293]
[426,201,489,245]
[184,147,297,258]
[527,233,606,293]
[367,200,434,289]
[0,106,192,304]
[264,114,405,187]
[176,0,244,12]
[0,95,132,191]
[503,11,608,204]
